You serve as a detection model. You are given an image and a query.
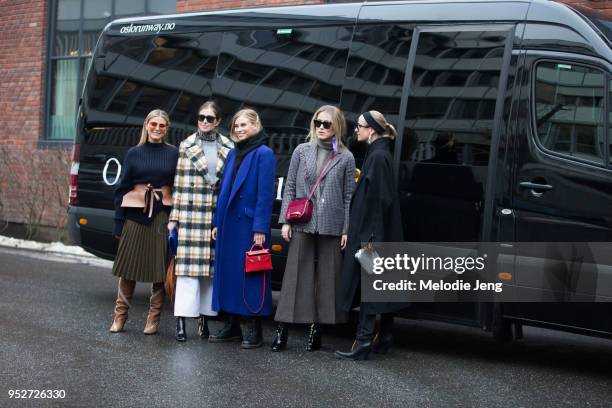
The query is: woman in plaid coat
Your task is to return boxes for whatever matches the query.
[168,101,233,342]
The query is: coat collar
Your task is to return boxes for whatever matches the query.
[228,145,260,204]
[184,132,234,184]
[367,137,393,154]
[303,143,344,183]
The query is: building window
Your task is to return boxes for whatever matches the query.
[46,0,176,141]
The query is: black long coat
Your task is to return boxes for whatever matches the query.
[338,137,405,315]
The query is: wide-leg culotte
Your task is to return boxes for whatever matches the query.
[275,231,346,324]
[174,276,218,317]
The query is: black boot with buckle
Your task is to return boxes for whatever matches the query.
[176,317,186,342]
[305,323,321,351]
[335,339,372,360]
[209,314,242,343]
[198,315,210,339]
[271,323,288,352]
[241,317,263,349]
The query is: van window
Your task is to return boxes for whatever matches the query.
[214,26,352,150]
[91,31,223,128]
[403,30,509,165]
[400,28,511,242]
[341,23,414,157]
[534,62,606,166]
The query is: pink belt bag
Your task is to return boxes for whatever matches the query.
[285,153,335,224]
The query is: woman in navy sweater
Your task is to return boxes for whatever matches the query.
[109,109,179,335]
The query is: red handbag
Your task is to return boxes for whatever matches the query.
[285,153,336,223]
[245,244,272,273]
[285,198,313,223]
[243,244,271,314]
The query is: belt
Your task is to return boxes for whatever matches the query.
[120,184,173,218]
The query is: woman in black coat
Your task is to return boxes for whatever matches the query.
[335,110,404,360]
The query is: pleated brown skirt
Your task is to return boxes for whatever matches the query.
[112,211,169,283]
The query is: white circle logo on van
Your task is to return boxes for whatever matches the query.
[103,158,122,186]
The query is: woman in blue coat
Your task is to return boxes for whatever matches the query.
[210,108,275,349]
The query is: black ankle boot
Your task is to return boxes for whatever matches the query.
[198,315,210,339]
[271,323,288,352]
[372,332,392,354]
[241,317,263,349]
[176,317,186,342]
[373,314,393,353]
[335,340,372,360]
[209,315,242,343]
[306,323,321,351]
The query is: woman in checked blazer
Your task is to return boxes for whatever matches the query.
[168,101,234,342]
[272,105,356,352]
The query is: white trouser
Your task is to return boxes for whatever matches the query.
[174,276,218,317]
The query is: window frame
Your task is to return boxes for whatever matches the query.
[530,57,611,169]
[42,0,176,146]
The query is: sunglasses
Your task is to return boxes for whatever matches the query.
[313,119,332,130]
[198,114,217,123]
[148,121,167,130]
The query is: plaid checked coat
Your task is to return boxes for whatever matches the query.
[169,132,234,277]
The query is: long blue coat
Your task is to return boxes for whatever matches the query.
[212,145,275,316]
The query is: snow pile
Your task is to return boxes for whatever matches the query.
[0,235,113,268]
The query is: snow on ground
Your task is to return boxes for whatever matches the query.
[0,235,113,268]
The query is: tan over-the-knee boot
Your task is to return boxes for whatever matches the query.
[143,282,165,335]
[110,278,136,332]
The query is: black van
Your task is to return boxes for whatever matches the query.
[68,0,612,339]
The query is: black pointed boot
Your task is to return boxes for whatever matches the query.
[209,315,242,343]
[176,317,186,342]
[198,315,210,339]
[305,323,321,351]
[335,340,372,360]
[271,323,288,352]
[241,317,263,349]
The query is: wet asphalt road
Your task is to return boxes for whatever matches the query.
[0,247,611,408]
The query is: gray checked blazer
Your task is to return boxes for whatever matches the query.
[279,142,356,236]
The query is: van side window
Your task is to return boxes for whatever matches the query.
[341,23,414,158]
[534,62,605,165]
[404,30,509,165]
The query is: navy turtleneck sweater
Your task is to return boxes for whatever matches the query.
[113,141,179,236]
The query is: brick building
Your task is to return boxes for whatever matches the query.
[0,0,609,241]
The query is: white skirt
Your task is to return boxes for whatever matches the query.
[174,276,218,317]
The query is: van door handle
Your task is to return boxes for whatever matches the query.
[519,181,553,198]
[519,182,553,191]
